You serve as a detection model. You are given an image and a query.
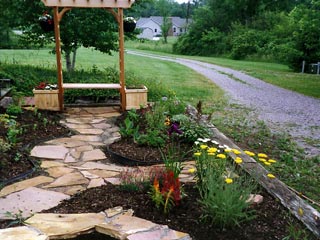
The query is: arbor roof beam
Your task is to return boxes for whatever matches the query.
[41,0,135,8]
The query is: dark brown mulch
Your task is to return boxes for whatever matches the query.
[0,107,71,183]
[0,107,316,239]
[40,183,316,240]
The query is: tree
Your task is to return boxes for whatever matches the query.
[157,0,172,43]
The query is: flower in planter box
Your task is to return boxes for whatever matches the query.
[35,82,58,90]
[123,17,136,32]
[39,12,54,32]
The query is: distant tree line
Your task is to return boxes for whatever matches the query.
[173,0,320,71]
[1,0,319,71]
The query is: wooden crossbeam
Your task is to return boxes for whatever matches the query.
[63,83,121,89]
[41,0,135,8]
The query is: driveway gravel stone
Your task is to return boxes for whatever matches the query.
[127,51,320,156]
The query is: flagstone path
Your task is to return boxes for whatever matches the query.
[0,107,194,240]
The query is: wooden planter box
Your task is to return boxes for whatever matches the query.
[33,89,60,111]
[125,86,148,110]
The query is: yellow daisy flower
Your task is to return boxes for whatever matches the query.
[268,159,277,163]
[207,147,218,153]
[188,168,196,173]
[235,157,243,164]
[208,153,215,156]
[258,153,268,158]
[267,173,276,179]
[225,178,233,184]
[217,154,226,159]
[264,161,271,166]
[244,150,255,157]
[224,148,232,153]
[194,152,201,156]
[200,144,208,150]
[259,158,267,162]
[232,149,241,155]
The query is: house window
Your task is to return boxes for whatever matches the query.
[180,28,183,33]
[173,27,176,33]
[155,29,157,32]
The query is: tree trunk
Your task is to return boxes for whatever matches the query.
[71,48,77,70]
[65,50,72,72]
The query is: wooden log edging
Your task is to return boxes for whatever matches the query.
[186,105,320,238]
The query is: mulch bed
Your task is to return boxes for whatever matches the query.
[41,183,314,240]
[0,107,316,239]
[0,107,71,183]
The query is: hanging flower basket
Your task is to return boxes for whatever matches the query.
[39,13,54,32]
[123,17,136,33]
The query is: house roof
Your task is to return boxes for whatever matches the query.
[136,16,190,28]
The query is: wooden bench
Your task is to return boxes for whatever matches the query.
[63,83,121,89]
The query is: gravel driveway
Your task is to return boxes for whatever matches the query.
[127,51,320,156]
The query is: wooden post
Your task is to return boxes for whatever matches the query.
[317,62,320,75]
[53,7,64,111]
[118,8,126,111]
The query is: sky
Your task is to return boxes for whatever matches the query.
[174,0,190,3]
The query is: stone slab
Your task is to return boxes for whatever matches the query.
[87,170,119,178]
[0,187,70,220]
[64,123,92,129]
[45,138,86,148]
[87,178,106,188]
[30,145,69,160]
[0,226,48,240]
[96,215,158,239]
[80,171,100,179]
[45,167,75,178]
[76,145,94,152]
[72,162,124,171]
[82,149,107,161]
[127,225,192,240]
[92,123,112,129]
[104,178,121,185]
[43,172,89,188]
[0,176,54,197]
[71,135,102,142]
[75,128,104,135]
[26,213,106,239]
[48,185,86,196]
[41,161,65,169]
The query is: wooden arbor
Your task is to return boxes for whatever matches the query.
[40,0,135,111]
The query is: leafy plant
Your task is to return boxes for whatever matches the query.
[5,210,29,227]
[149,169,182,214]
[194,140,257,229]
[136,129,167,147]
[119,117,139,139]
[0,138,11,153]
[6,104,22,115]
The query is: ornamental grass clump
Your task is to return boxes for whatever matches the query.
[194,138,257,229]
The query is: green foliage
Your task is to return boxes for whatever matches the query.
[193,143,257,229]
[136,129,167,147]
[172,114,210,143]
[0,138,11,153]
[5,210,29,227]
[6,104,23,115]
[119,117,139,140]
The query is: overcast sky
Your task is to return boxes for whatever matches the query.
[174,0,190,3]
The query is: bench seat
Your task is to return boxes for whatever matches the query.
[63,83,121,89]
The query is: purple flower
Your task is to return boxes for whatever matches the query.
[168,122,183,135]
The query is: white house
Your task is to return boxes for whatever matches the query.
[136,16,190,40]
